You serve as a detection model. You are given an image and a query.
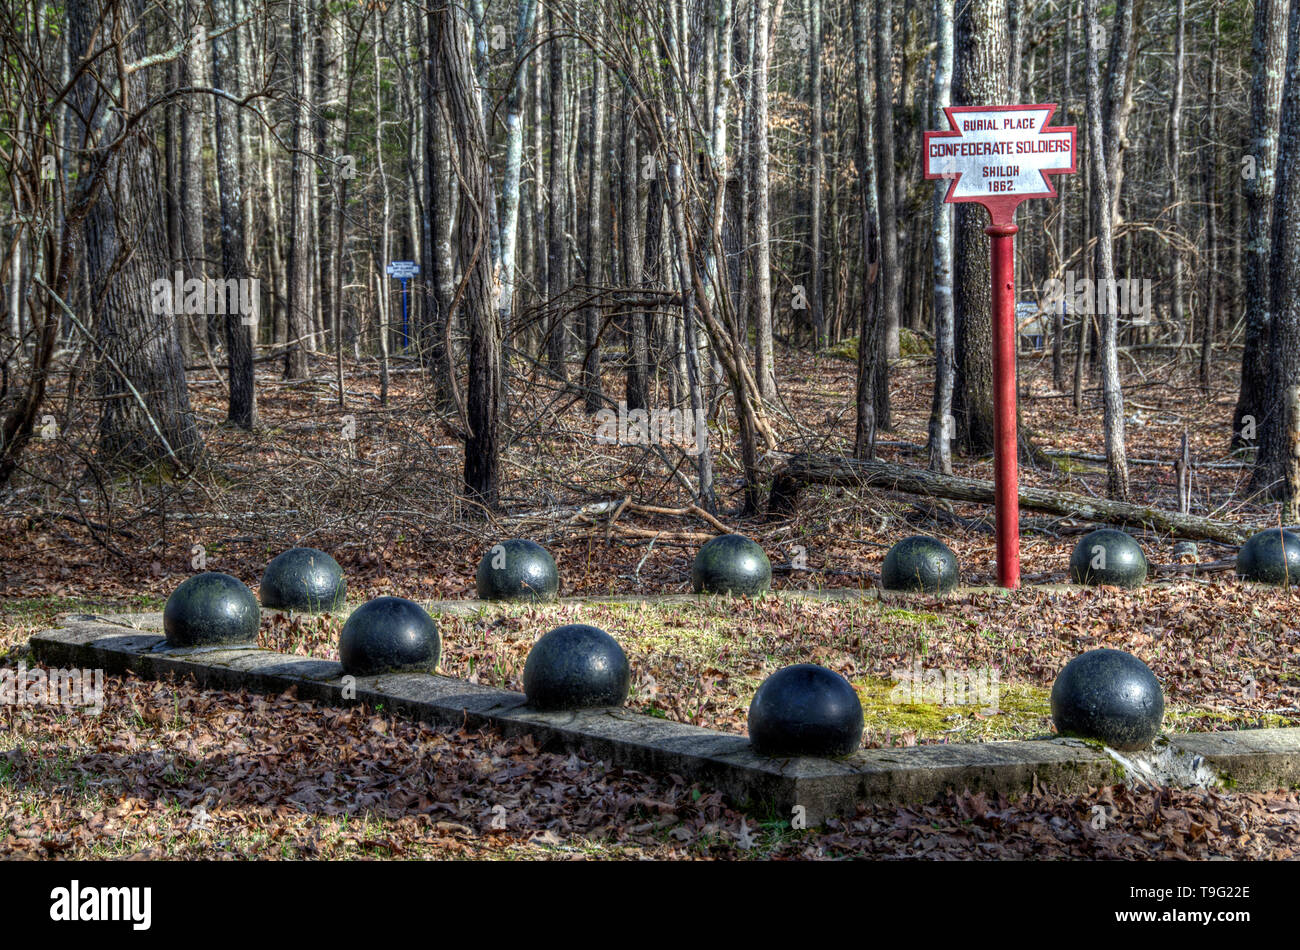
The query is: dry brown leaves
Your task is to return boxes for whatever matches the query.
[3,672,1299,860]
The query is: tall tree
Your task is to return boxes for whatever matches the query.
[1100,0,1136,228]
[179,0,207,358]
[874,0,901,364]
[851,0,885,458]
[1085,0,1130,499]
[433,0,501,510]
[497,0,539,330]
[69,0,203,469]
[1255,0,1300,518]
[544,4,569,381]
[1200,4,1220,389]
[581,38,608,411]
[423,1,455,404]
[1168,0,1186,345]
[927,0,955,474]
[1053,0,1073,391]
[621,103,652,410]
[806,0,825,348]
[951,0,1008,455]
[1234,0,1287,447]
[212,0,256,429]
[666,111,717,512]
[285,0,315,379]
[750,0,776,401]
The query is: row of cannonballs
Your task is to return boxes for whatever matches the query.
[880,526,1300,592]
[160,525,1296,758]
[160,538,769,708]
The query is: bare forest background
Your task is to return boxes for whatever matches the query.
[3,0,1300,594]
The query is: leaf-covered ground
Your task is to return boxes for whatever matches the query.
[3,350,1297,858]
[4,676,1298,860]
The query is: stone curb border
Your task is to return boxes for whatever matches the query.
[29,615,1300,824]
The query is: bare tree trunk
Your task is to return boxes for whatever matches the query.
[851,0,884,459]
[1008,0,1024,101]
[1255,0,1300,517]
[581,41,607,411]
[1101,0,1135,229]
[1234,0,1288,448]
[1200,5,1220,390]
[316,0,341,356]
[69,0,203,470]
[874,0,901,365]
[180,0,207,360]
[331,18,358,406]
[750,0,776,402]
[1169,0,1187,347]
[952,0,1007,455]
[285,0,314,379]
[666,113,717,512]
[498,0,539,331]
[432,0,501,510]
[545,4,569,381]
[1085,0,1129,500]
[212,0,255,429]
[927,0,954,474]
[374,10,391,406]
[806,0,825,348]
[622,107,651,410]
[1053,0,1072,391]
[423,3,454,403]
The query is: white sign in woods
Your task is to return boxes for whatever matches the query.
[386,261,420,279]
[923,105,1076,202]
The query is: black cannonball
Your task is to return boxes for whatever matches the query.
[1050,648,1164,751]
[259,547,347,613]
[691,534,772,596]
[881,535,960,593]
[337,596,440,676]
[1069,528,1148,588]
[164,572,260,648]
[523,624,630,711]
[1236,528,1300,586]
[748,664,864,757]
[476,539,559,602]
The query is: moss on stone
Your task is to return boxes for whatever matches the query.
[853,674,1052,742]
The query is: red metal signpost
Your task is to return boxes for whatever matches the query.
[923,104,1077,589]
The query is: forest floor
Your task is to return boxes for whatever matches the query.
[3,674,1299,860]
[2,341,1299,858]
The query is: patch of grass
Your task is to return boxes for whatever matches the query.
[826,329,930,361]
[0,593,165,620]
[1050,455,1100,475]
[854,674,1052,744]
[898,327,932,358]
[1165,705,1296,733]
[881,606,944,627]
[821,336,859,362]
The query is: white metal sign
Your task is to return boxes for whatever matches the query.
[386,261,420,279]
[923,105,1076,207]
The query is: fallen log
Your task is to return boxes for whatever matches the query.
[767,453,1251,546]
